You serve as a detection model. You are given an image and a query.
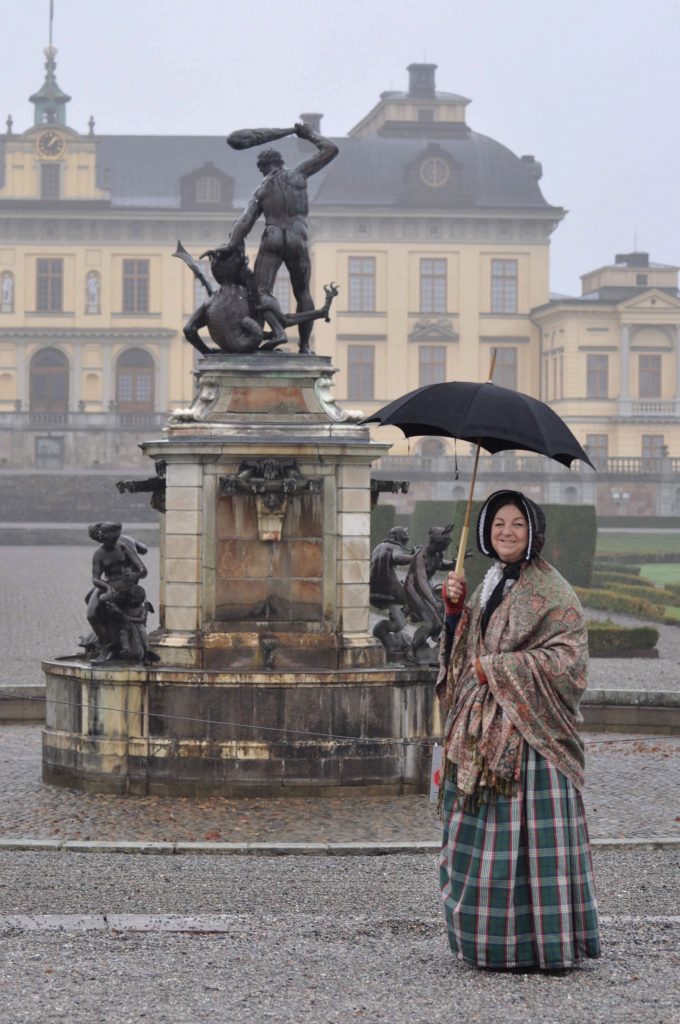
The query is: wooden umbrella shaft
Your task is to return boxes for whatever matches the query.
[455,442,482,580]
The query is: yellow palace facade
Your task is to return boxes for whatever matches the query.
[0,54,560,471]
[1,49,679,515]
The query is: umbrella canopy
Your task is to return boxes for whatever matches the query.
[364,380,595,470]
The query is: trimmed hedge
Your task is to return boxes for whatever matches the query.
[596,551,680,565]
[594,555,643,570]
[575,586,664,619]
[402,500,597,594]
[370,503,396,550]
[597,516,680,528]
[410,501,457,547]
[592,563,641,577]
[614,583,680,607]
[586,619,659,654]
[591,571,644,588]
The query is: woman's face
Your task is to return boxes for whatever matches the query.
[491,503,529,563]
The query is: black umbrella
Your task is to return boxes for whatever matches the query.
[363,357,594,577]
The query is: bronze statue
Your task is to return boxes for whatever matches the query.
[174,240,338,356]
[224,121,339,353]
[80,522,159,666]
[403,524,455,664]
[116,459,166,513]
[369,526,414,653]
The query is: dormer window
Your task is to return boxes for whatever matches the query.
[180,163,233,210]
[420,156,449,188]
[195,175,222,204]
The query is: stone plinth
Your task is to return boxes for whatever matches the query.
[42,354,440,795]
[42,658,441,796]
[144,354,387,672]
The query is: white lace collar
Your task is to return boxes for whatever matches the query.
[479,562,519,610]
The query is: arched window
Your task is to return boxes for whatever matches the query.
[564,485,579,505]
[418,438,445,457]
[115,348,155,413]
[29,347,69,422]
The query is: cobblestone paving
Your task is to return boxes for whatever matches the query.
[0,725,678,843]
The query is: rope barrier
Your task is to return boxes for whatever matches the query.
[0,688,675,748]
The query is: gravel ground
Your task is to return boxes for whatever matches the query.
[0,851,678,1024]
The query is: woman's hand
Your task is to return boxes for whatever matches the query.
[445,572,465,604]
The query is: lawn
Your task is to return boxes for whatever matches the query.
[596,531,680,556]
[639,563,680,587]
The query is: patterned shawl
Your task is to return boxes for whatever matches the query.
[439,558,588,805]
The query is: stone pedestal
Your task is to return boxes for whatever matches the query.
[42,354,441,795]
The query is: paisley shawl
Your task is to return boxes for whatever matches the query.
[439,557,588,805]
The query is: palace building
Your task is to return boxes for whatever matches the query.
[0,50,562,470]
[1,44,678,516]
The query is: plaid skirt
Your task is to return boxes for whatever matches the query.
[439,744,601,969]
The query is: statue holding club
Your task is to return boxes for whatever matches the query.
[223,121,339,354]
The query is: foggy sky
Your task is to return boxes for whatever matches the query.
[3,0,680,295]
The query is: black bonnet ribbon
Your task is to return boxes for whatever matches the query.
[481,561,523,637]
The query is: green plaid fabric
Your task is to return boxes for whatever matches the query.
[440,744,601,969]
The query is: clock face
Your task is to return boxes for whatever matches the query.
[36,129,66,159]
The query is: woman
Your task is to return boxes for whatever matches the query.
[437,489,601,970]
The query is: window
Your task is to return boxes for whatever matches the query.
[419,258,447,313]
[122,259,150,313]
[36,258,63,312]
[636,274,648,286]
[272,269,291,315]
[420,157,449,188]
[40,163,61,200]
[347,345,374,400]
[586,354,608,399]
[35,436,65,469]
[642,434,665,460]
[116,348,155,413]
[417,108,435,122]
[419,438,445,456]
[639,354,661,399]
[195,176,222,204]
[348,257,375,312]
[490,259,518,313]
[493,347,517,390]
[418,346,446,386]
[586,434,608,466]
[29,347,68,419]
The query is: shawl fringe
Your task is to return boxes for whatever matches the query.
[437,750,520,818]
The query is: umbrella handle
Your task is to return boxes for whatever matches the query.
[454,441,482,581]
[454,352,495,580]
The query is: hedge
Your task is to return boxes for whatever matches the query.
[592,562,641,577]
[596,551,680,565]
[370,503,396,550]
[591,571,644,588]
[586,619,659,654]
[388,500,597,592]
[597,516,680,529]
[575,586,664,619]
[613,583,680,608]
